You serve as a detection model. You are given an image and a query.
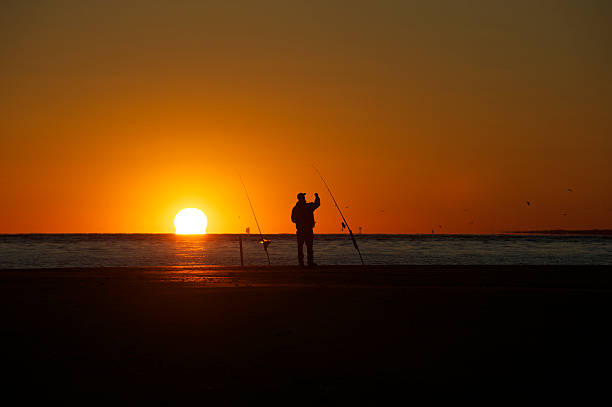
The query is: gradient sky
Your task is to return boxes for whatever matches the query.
[1,0,611,233]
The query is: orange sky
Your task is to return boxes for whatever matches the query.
[1,1,611,233]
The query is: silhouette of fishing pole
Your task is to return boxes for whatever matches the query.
[239,176,271,265]
[314,167,364,265]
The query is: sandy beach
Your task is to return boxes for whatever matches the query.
[2,265,611,404]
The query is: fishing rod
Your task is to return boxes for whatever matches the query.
[314,167,364,265]
[239,176,271,265]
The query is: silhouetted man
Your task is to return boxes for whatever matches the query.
[291,192,320,266]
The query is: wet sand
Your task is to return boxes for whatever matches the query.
[2,265,611,404]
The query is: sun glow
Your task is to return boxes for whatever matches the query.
[174,208,208,234]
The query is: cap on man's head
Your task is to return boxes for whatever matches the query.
[297,192,306,200]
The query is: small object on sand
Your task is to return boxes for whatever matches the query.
[561,213,567,216]
[526,201,531,206]
[568,188,573,192]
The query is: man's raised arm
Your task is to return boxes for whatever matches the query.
[313,193,320,210]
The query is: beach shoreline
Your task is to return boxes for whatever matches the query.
[2,265,611,403]
[2,264,612,289]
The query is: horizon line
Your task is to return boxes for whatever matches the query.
[1,230,611,236]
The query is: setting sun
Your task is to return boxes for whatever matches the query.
[174,208,208,234]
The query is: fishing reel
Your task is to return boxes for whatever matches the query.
[259,239,271,249]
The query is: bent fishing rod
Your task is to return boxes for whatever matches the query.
[239,176,271,265]
[314,167,364,265]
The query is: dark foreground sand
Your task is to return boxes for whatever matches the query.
[1,265,611,404]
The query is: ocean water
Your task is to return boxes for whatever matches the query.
[0,234,611,269]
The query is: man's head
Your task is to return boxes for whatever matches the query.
[297,193,306,202]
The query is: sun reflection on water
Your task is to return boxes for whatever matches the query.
[173,234,209,265]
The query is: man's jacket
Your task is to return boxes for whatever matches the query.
[291,196,320,229]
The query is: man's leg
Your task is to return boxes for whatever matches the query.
[296,230,305,266]
[305,228,314,266]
